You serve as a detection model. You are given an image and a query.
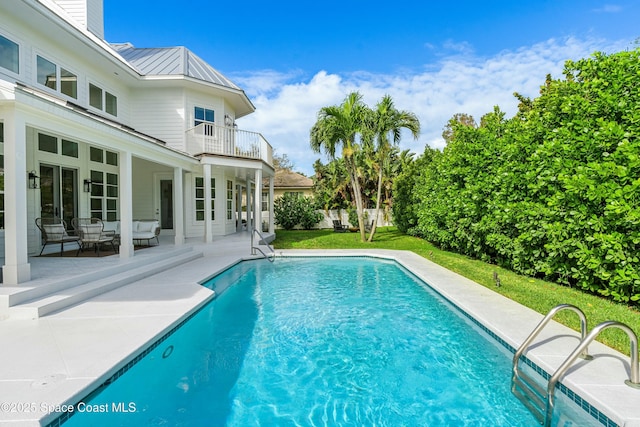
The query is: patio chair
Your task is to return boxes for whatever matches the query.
[71,217,117,257]
[332,220,348,233]
[35,217,81,256]
[365,220,374,233]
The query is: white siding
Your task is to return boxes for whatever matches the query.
[130,88,186,150]
[52,0,103,38]
[53,1,87,27]
[86,0,104,38]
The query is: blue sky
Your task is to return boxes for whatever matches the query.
[105,1,639,175]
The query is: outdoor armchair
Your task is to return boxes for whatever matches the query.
[71,217,117,256]
[332,220,349,233]
[35,217,81,256]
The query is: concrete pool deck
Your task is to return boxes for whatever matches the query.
[0,237,638,426]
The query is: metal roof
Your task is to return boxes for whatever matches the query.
[111,43,240,90]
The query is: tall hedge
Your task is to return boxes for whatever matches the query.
[414,48,640,304]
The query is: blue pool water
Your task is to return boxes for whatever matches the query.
[61,257,595,426]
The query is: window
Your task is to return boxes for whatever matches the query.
[195,107,215,136]
[106,151,118,166]
[90,146,103,162]
[226,180,233,220]
[195,107,214,126]
[285,191,303,198]
[37,56,56,90]
[60,68,77,98]
[61,139,78,158]
[38,133,58,154]
[89,83,102,109]
[36,55,77,98]
[194,177,215,221]
[262,191,269,212]
[0,34,19,74]
[105,92,117,116]
[90,170,118,220]
[89,83,117,116]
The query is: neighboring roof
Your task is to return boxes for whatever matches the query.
[272,169,313,189]
[111,43,241,90]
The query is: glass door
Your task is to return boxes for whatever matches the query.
[160,179,173,230]
[40,164,78,227]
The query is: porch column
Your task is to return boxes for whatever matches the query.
[2,108,31,284]
[269,176,275,233]
[119,151,134,258]
[246,180,252,231]
[203,164,213,243]
[173,166,184,245]
[253,169,262,233]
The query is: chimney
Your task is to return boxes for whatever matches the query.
[52,0,104,39]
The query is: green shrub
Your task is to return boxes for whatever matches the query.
[274,194,323,230]
[412,48,640,305]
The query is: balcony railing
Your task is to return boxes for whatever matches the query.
[186,123,273,165]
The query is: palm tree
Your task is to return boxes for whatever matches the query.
[366,95,420,241]
[310,92,371,241]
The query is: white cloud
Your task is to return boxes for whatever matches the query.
[233,37,631,176]
[592,4,622,13]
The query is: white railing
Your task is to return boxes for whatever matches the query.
[186,123,273,165]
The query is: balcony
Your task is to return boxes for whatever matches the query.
[186,123,273,166]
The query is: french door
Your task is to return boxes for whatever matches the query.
[39,164,78,227]
[154,173,174,231]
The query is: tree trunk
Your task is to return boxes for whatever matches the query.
[350,173,367,242]
[367,167,383,242]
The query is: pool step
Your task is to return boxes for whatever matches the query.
[6,248,203,319]
[512,371,546,424]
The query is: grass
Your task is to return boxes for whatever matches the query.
[273,227,640,355]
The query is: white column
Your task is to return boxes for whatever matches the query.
[203,164,213,243]
[2,109,31,284]
[254,169,262,233]
[173,166,184,245]
[246,180,252,231]
[269,176,275,233]
[119,151,134,258]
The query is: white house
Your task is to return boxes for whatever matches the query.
[0,0,275,285]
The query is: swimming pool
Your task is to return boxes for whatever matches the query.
[59,257,601,426]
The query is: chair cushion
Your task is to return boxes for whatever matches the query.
[136,221,155,233]
[102,221,120,234]
[43,224,66,240]
[81,224,104,241]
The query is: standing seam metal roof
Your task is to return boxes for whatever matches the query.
[111,43,240,90]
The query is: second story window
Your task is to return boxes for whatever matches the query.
[37,56,56,90]
[36,55,77,98]
[0,34,19,74]
[195,107,215,135]
[89,83,117,116]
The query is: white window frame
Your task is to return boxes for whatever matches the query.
[35,54,78,99]
[0,32,20,76]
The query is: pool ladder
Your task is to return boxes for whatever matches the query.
[511,304,640,426]
[251,228,275,262]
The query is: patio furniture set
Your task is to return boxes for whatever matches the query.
[35,218,161,257]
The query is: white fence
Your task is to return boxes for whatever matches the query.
[263,209,393,230]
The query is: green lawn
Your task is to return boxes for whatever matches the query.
[273,227,640,355]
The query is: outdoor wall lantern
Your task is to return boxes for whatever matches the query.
[28,171,39,189]
[83,179,92,193]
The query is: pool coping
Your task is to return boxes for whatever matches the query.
[2,247,639,426]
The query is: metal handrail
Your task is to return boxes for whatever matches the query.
[544,320,640,426]
[511,304,591,425]
[251,228,275,262]
[513,304,591,377]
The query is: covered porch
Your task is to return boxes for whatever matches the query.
[0,81,275,285]
[0,231,275,320]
